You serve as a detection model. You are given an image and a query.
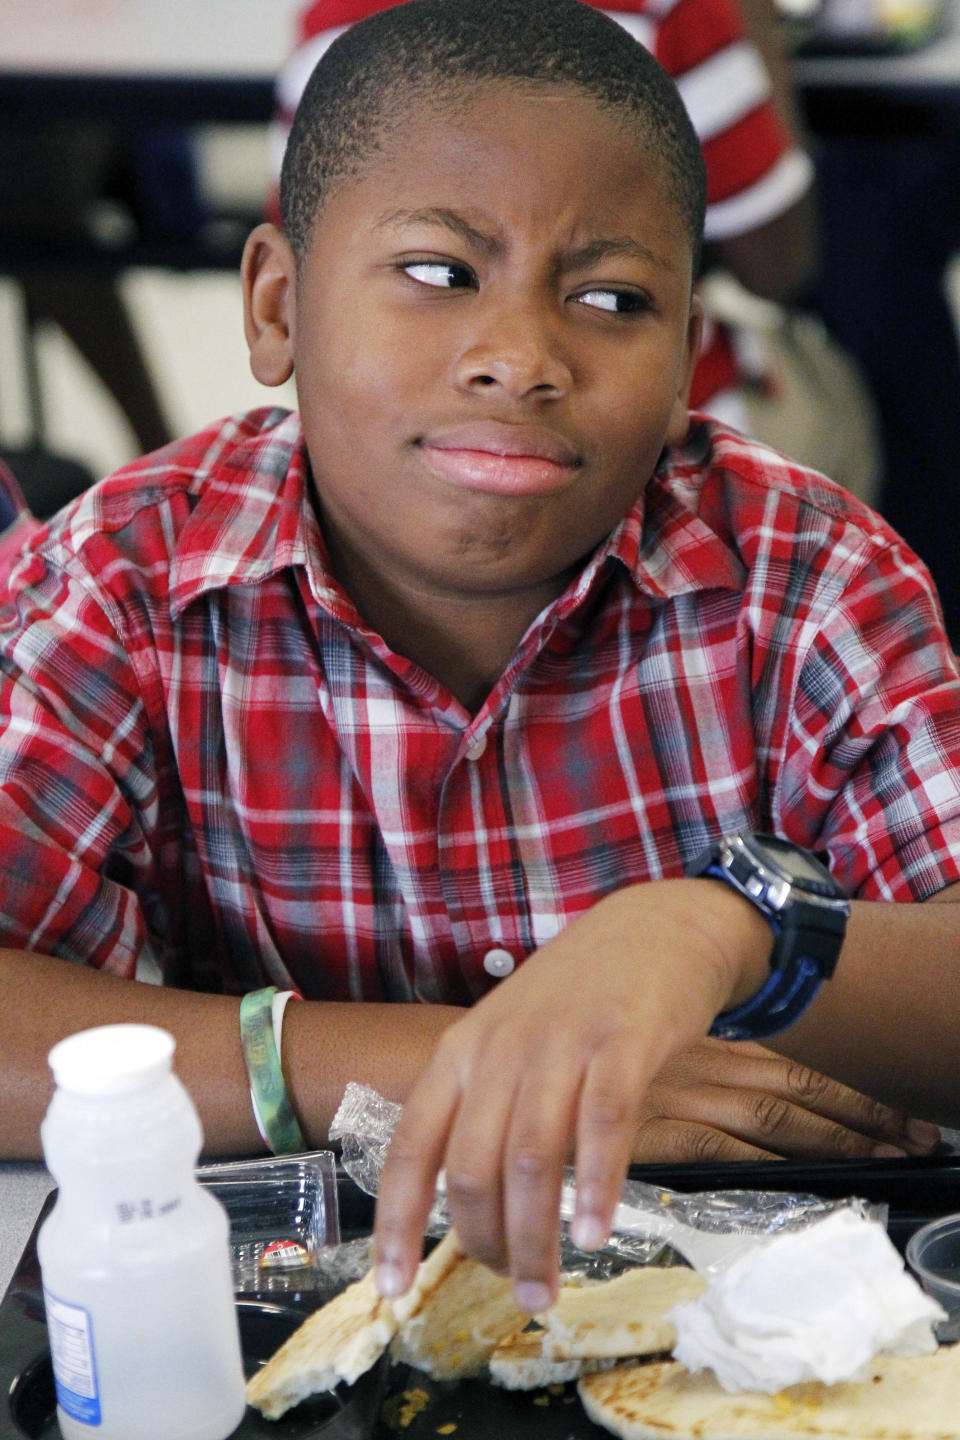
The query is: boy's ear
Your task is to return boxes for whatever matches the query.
[664,292,705,448]
[241,223,297,387]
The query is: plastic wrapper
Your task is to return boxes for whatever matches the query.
[329,1081,402,1197]
[328,1081,887,1279]
[314,1235,375,1288]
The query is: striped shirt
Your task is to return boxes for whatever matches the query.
[1,408,957,1003]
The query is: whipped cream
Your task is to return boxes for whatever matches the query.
[669,1208,946,1393]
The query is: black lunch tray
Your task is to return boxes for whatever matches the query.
[3,1155,960,1440]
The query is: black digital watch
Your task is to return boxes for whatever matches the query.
[685,832,851,1041]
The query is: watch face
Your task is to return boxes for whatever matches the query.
[749,834,836,889]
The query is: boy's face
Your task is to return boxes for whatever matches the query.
[249,84,701,612]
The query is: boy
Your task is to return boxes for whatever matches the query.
[1,0,959,1310]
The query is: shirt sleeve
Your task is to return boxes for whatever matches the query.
[646,0,814,241]
[0,544,158,974]
[764,518,960,901]
[271,0,397,196]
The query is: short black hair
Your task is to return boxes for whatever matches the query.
[279,0,706,269]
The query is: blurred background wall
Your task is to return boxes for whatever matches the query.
[0,124,296,483]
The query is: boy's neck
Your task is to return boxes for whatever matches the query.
[392,599,532,713]
[329,543,571,714]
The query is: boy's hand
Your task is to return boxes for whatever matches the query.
[631,1038,939,1163]
[373,878,770,1312]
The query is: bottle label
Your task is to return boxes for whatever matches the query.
[44,1289,102,1426]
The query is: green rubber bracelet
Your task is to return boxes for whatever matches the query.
[239,986,305,1155]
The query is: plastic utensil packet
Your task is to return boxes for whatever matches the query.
[328,1081,885,1278]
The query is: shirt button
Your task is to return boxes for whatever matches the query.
[465,733,488,761]
[483,947,516,978]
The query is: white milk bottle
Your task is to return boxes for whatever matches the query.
[37,1024,247,1440]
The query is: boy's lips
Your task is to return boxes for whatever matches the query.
[418,423,581,496]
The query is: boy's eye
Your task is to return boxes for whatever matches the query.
[575,288,651,315]
[402,261,476,289]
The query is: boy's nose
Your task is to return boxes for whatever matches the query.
[454,306,573,400]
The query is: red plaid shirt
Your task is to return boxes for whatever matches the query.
[1,408,958,1002]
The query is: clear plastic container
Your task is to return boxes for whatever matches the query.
[197,1151,340,1297]
[906,1212,960,1340]
[37,1024,246,1440]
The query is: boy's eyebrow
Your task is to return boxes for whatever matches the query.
[375,208,675,272]
[561,235,675,274]
[375,207,503,256]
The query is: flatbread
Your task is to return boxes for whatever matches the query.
[536,1265,706,1359]
[247,1228,531,1416]
[389,1230,531,1379]
[244,1264,397,1420]
[489,1324,618,1389]
[578,1346,960,1440]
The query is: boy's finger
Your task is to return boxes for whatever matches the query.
[635,1085,878,1161]
[440,1058,522,1275]
[373,1064,459,1298]
[501,1056,583,1311]
[632,1115,780,1163]
[570,1037,651,1252]
[749,1058,939,1153]
[681,1044,939,1153]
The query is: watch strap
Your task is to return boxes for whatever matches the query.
[708,952,822,1041]
[689,836,849,1041]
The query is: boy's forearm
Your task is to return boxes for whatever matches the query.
[2,949,461,1159]
[9,886,960,1165]
[282,998,465,1146]
[4,950,249,1159]
[774,888,960,1125]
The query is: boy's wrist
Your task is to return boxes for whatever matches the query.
[682,877,774,1011]
[685,834,851,1040]
[611,876,774,1032]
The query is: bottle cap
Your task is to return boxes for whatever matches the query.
[48,1024,176,1095]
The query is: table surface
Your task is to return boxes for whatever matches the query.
[0,1164,53,1301]
[792,0,960,93]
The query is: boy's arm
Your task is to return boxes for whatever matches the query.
[373,879,960,1312]
[712,0,818,302]
[2,929,932,1162]
[776,884,960,1119]
[1,948,462,1158]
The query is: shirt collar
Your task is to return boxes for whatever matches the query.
[572,421,747,609]
[169,412,745,622]
[168,410,346,620]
